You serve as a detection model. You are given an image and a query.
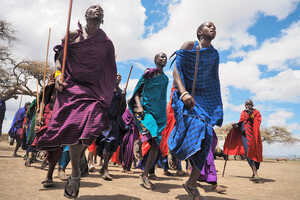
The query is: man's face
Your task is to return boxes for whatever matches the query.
[199,22,216,40]
[116,74,122,85]
[245,101,253,112]
[155,52,167,68]
[86,5,103,21]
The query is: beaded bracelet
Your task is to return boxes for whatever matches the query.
[179,91,189,100]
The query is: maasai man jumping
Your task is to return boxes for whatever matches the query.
[224,99,262,181]
[37,4,117,198]
[8,102,30,157]
[95,73,127,181]
[168,21,223,200]
[129,52,169,190]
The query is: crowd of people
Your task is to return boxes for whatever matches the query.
[5,4,263,200]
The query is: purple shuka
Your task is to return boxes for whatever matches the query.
[199,131,218,183]
[37,28,117,149]
[120,109,139,170]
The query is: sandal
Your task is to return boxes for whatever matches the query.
[41,179,54,188]
[183,183,201,200]
[58,170,68,181]
[140,174,154,190]
[213,185,226,194]
[64,176,80,199]
[101,169,112,181]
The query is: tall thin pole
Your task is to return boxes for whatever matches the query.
[191,49,200,97]
[119,65,133,107]
[222,128,233,177]
[61,0,73,82]
[39,28,51,120]
[36,80,39,112]
[124,65,133,94]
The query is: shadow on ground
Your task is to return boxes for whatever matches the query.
[39,181,101,191]
[175,194,238,200]
[232,175,275,183]
[152,182,183,193]
[78,194,141,200]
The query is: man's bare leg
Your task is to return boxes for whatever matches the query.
[64,143,86,198]
[88,151,95,172]
[140,140,159,190]
[100,149,113,181]
[184,166,202,200]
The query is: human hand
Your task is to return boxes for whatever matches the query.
[135,106,144,120]
[55,75,67,92]
[232,123,239,129]
[182,93,195,110]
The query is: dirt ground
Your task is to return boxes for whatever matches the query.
[0,140,300,200]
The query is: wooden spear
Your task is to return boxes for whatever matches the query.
[222,128,233,177]
[39,28,51,120]
[191,49,200,97]
[60,0,73,82]
[120,65,133,107]
[124,65,133,95]
[36,79,39,112]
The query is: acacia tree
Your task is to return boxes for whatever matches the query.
[0,20,54,135]
[0,20,53,102]
[215,123,299,144]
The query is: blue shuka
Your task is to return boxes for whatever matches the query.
[8,107,26,138]
[168,41,223,170]
[129,68,169,144]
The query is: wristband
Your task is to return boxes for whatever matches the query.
[54,70,62,78]
[179,91,189,100]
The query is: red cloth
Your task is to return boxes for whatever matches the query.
[88,140,97,155]
[111,146,121,164]
[142,141,151,157]
[32,104,53,146]
[223,127,245,156]
[224,109,262,162]
[160,86,176,157]
[20,117,27,139]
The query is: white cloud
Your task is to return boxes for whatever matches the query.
[267,110,294,127]
[120,78,139,96]
[267,109,300,134]
[244,20,300,71]
[220,20,300,103]
[141,0,299,59]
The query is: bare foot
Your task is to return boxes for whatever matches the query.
[213,185,226,194]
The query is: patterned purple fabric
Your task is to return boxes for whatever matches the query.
[37,29,117,149]
[143,67,160,79]
[120,109,139,170]
[199,131,218,183]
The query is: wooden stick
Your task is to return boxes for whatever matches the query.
[222,128,234,177]
[36,79,39,112]
[39,28,51,119]
[17,95,23,113]
[124,65,133,94]
[191,48,200,97]
[119,65,133,107]
[60,0,73,82]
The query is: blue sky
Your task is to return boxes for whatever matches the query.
[1,0,300,157]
